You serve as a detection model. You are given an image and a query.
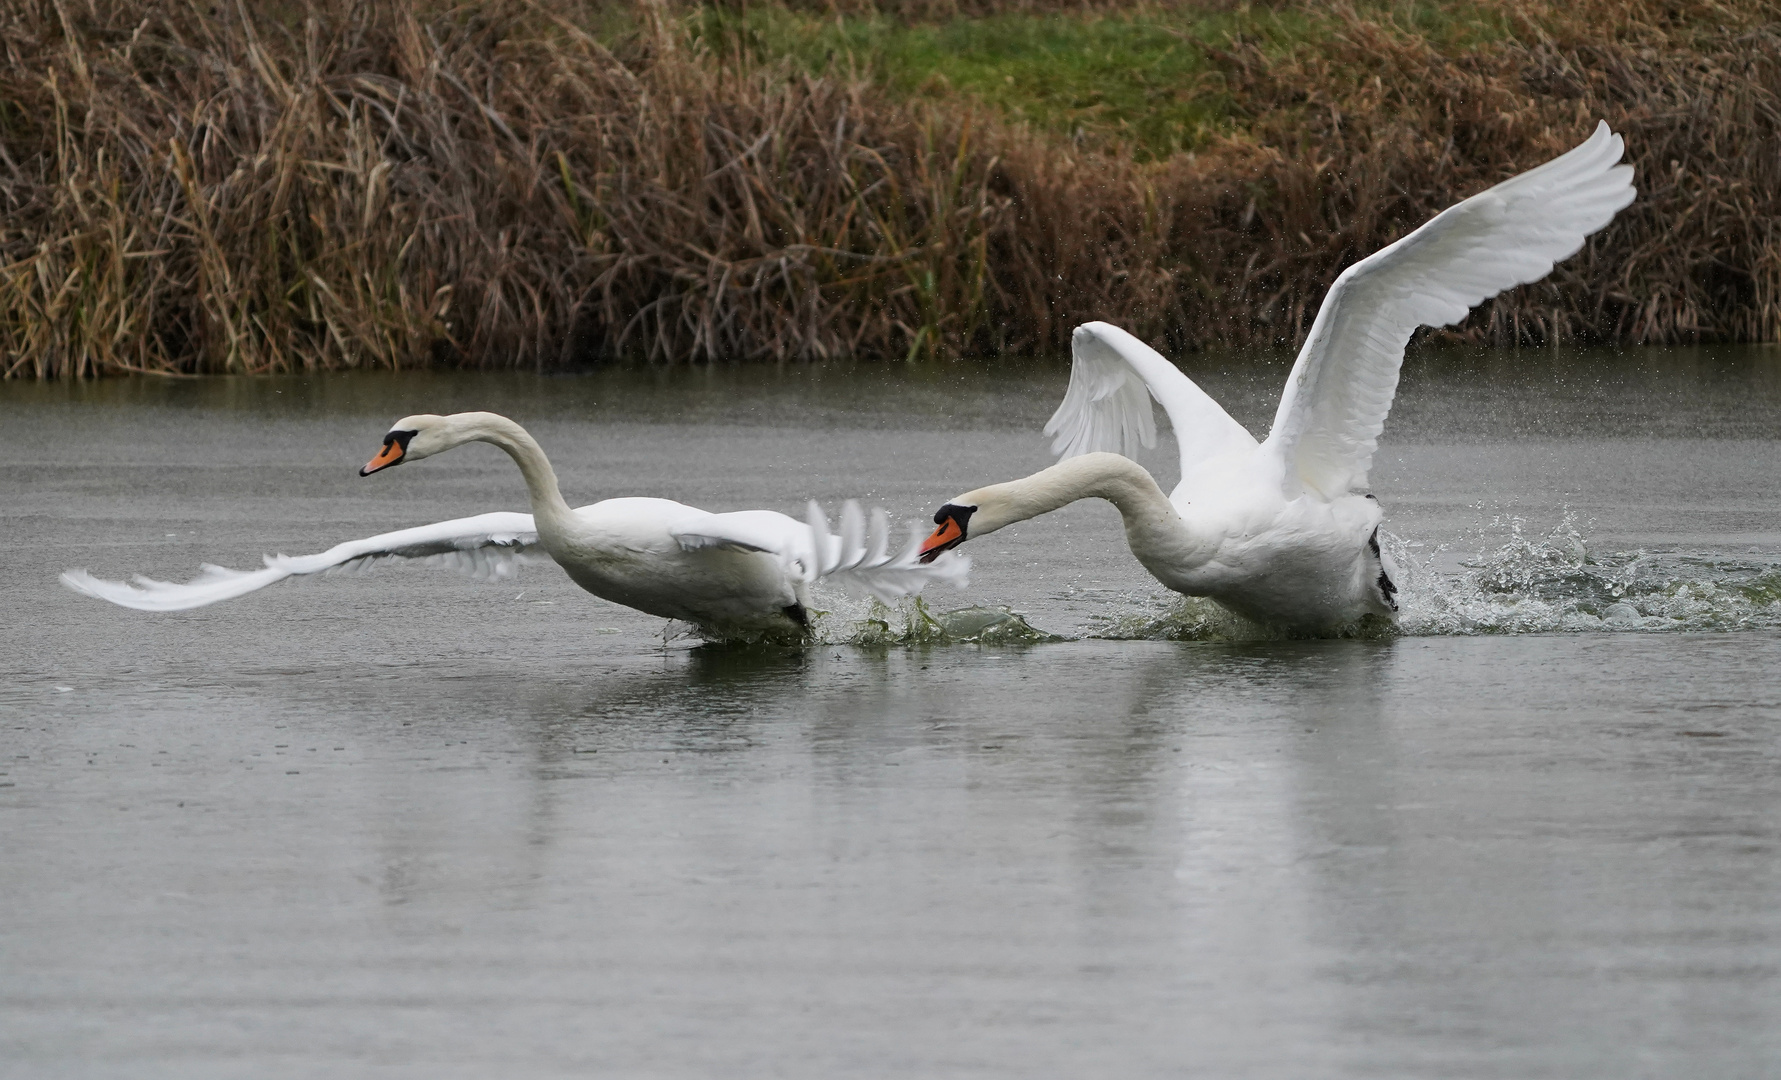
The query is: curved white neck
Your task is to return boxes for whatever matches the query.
[962,452,1199,562]
[449,413,577,534]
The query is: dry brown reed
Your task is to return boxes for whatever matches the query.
[0,0,1013,374]
[766,0,1249,21]
[972,0,1781,353]
[1189,0,1781,347]
[1,0,1776,377]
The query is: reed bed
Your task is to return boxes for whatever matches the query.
[1,0,1776,376]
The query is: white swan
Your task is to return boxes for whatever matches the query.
[918,121,1637,631]
[63,411,968,638]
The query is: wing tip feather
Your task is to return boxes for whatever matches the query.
[1270,118,1635,499]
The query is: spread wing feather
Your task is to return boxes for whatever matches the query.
[670,500,969,603]
[1266,121,1636,498]
[1044,321,1257,478]
[60,511,540,612]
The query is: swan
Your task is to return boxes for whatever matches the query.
[62,411,968,639]
[918,121,1637,631]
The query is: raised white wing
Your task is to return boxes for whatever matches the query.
[1045,321,1257,478]
[670,500,969,603]
[1266,120,1636,498]
[61,511,540,612]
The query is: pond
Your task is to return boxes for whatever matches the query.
[3,347,1780,1076]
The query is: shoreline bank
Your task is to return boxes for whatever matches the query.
[3,0,1776,376]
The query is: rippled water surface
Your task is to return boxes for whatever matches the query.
[4,348,1781,1077]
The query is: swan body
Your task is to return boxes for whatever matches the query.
[64,411,967,639]
[922,122,1637,631]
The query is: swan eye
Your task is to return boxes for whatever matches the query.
[918,503,974,563]
[360,429,417,476]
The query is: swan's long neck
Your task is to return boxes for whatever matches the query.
[962,452,1202,563]
[452,413,577,535]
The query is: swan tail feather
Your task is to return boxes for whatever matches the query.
[804,501,971,602]
[668,502,971,600]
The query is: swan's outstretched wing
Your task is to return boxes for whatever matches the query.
[670,500,969,603]
[61,512,540,612]
[1266,121,1636,498]
[1044,321,1257,476]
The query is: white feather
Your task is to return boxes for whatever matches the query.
[672,500,969,604]
[61,512,540,612]
[65,410,970,637]
[953,122,1636,631]
[1265,120,1636,498]
[1044,321,1259,476]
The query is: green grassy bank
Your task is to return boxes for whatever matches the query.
[694,2,1526,160]
[2,0,1777,376]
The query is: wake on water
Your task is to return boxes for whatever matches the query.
[1392,512,1781,637]
[291,511,1779,645]
[802,512,1781,645]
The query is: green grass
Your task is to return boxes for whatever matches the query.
[696,2,1521,159]
[701,6,1277,157]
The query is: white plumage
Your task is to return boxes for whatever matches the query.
[64,412,967,638]
[61,512,542,613]
[1044,320,1258,474]
[931,122,1636,630]
[1267,120,1636,499]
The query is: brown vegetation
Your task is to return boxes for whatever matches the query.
[0,0,1776,376]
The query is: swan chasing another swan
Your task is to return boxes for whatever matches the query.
[919,121,1637,632]
[62,411,968,639]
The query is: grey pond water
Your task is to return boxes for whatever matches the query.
[4,347,1781,1078]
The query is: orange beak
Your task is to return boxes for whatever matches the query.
[918,517,964,563]
[360,437,406,476]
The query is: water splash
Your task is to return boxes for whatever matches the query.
[1398,512,1781,635]
[675,595,1060,647]
[1086,513,1781,641]
[694,514,1781,646]
[1086,595,1294,642]
[846,597,1063,645]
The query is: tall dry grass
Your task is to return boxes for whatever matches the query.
[1192,0,1781,347]
[0,0,1776,376]
[0,0,1012,374]
[972,0,1781,353]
